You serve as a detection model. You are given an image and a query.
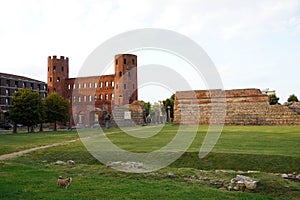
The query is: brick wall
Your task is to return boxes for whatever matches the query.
[174,88,300,126]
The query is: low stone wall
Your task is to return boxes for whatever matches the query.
[174,88,300,126]
[112,102,146,127]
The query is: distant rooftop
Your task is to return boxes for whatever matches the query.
[0,72,45,83]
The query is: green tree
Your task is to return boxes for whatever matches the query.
[287,94,299,102]
[269,94,280,105]
[45,93,70,131]
[8,88,45,133]
[163,94,175,121]
[144,101,151,116]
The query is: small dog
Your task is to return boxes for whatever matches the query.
[57,176,72,189]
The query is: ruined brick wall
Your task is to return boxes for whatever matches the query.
[174,88,300,126]
[112,101,146,127]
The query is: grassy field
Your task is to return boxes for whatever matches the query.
[0,125,299,199]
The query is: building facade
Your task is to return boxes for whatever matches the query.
[47,54,140,126]
[0,73,47,111]
[0,73,47,125]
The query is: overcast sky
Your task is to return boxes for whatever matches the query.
[0,0,299,103]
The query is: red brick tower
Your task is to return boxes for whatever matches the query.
[114,54,138,105]
[47,56,69,97]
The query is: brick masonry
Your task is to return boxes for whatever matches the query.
[47,54,144,127]
[174,88,300,126]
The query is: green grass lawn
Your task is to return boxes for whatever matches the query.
[0,130,78,155]
[0,125,299,199]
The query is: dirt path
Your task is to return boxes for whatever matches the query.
[0,139,79,161]
[0,126,161,161]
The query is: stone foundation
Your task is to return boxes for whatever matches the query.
[112,101,146,127]
[174,88,300,126]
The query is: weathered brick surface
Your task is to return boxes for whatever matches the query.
[174,89,300,126]
[112,101,146,127]
[47,54,144,127]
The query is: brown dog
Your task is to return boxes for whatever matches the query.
[57,176,72,189]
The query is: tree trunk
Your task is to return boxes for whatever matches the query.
[27,126,30,133]
[54,121,57,131]
[13,122,17,133]
[30,126,34,133]
[39,123,43,132]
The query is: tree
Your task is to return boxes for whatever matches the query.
[269,94,280,105]
[163,94,175,121]
[8,88,45,133]
[287,94,299,102]
[144,101,151,116]
[45,93,70,131]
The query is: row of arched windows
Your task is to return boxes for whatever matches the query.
[71,94,114,103]
[67,81,114,90]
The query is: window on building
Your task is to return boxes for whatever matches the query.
[68,84,71,90]
[15,81,18,87]
[111,94,114,100]
[128,72,131,79]
[100,94,103,100]
[78,83,81,89]
[124,84,126,89]
[83,83,87,88]
[119,71,122,77]
[6,80,10,86]
[115,59,118,65]
[62,66,64,71]
[105,94,108,100]
[105,81,108,87]
[94,82,97,88]
[94,96,97,101]
[116,84,118,89]
[100,82,103,88]
[53,66,56,71]
[89,95,92,102]
[111,81,114,87]
[38,84,41,90]
[73,84,75,89]
[31,83,34,89]
[23,82,26,88]
[132,59,135,64]
[50,77,52,82]
[5,98,9,105]
[89,82,92,88]
[78,96,81,102]
[48,67,49,72]
[73,96,76,102]
[123,58,126,64]
[57,77,60,82]
[84,96,87,102]
[5,89,9,95]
